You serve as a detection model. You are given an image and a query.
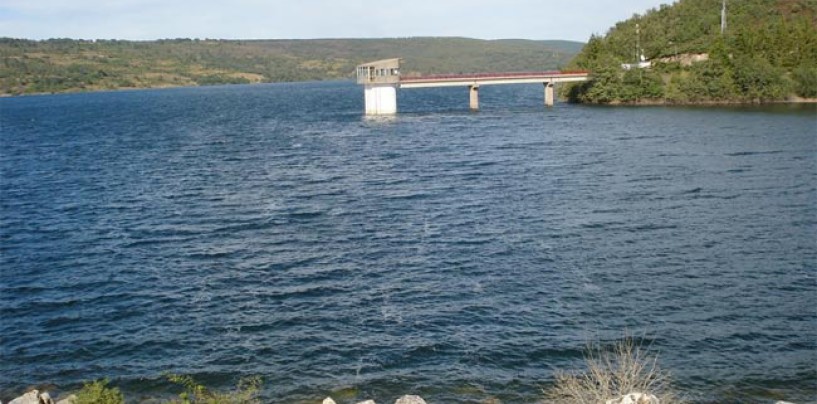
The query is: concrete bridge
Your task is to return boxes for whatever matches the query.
[356,58,589,115]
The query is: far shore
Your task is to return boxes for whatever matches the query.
[3,82,817,107]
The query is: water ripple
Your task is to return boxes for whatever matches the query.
[1,83,815,403]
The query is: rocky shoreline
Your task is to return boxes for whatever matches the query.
[1,389,805,404]
[585,96,817,106]
[3,390,75,404]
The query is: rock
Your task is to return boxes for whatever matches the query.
[775,402,796,404]
[605,392,660,404]
[323,398,337,404]
[355,401,376,404]
[39,393,54,404]
[395,395,427,404]
[9,390,54,404]
[9,390,38,404]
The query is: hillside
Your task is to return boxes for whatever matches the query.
[563,0,817,104]
[0,37,582,96]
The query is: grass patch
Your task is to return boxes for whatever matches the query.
[74,379,124,404]
[167,374,262,404]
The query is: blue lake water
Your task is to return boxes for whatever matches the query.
[1,81,815,403]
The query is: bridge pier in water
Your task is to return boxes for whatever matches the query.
[544,82,555,107]
[364,84,397,115]
[469,82,551,111]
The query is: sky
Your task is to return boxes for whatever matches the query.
[0,0,672,43]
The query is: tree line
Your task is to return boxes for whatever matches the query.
[563,0,817,103]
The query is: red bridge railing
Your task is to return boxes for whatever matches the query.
[400,70,589,82]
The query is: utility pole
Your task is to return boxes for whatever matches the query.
[721,0,727,35]
[636,23,643,87]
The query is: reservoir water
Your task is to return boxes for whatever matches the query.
[1,81,815,403]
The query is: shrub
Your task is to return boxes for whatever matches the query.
[732,56,791,101]
[74,379,124,404]
[543,337,680,404]
[793,65,817,98]
[167,374,262,404]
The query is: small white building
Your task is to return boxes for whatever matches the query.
[621,55,652,70]
[356,58,401,115]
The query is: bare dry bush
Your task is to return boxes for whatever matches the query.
[544,338,681,404]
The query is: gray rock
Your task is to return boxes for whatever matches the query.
[395,395,427,404]
[323,398,337,404]
[9,390,53,404]
[355,401,376,404]
[605,393,660,404]
[9,390,39,404]
[8,392,28,404]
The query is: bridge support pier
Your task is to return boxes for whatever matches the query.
[544,82,555,107]
[469,85,479,110]
[364,83,398,115]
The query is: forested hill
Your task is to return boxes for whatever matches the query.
[563,0,817,103]
[0,37,582,96]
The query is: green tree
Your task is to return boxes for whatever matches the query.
[732,56,791,101]
[579,61,624,103]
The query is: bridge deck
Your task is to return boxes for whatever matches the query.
[399,70,589,88]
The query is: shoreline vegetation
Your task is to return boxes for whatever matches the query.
[2,339,690,404]
[560,0,817,105]
[4,338,808,404]
[586,95,817,105]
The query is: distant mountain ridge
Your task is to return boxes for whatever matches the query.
[0,37,583,95]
